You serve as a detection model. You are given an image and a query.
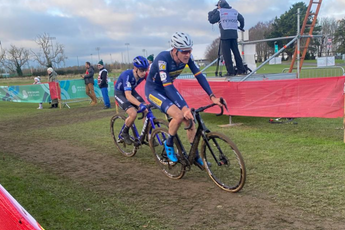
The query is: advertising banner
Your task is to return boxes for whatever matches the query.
[0,84,51,103]
[0,80,114,103]
[58,79,114,100]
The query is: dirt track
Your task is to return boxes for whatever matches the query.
[0,106,343,230]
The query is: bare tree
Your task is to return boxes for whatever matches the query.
[0,51,4,63]
[0,45,30,76]
[205,37,220,62]
[31,32,66,68]
[316,17,339,56]
[0,51,5,74]
[249,21,273,62]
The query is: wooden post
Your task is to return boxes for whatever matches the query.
[343,90,345,143]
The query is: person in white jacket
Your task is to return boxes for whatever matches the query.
[33,76,43,109]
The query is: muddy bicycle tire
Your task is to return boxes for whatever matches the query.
[149,127,185,179]
[201,132,246,192]
[110,113,137,157]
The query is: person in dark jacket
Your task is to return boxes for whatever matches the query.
[97,60,110,109]
[208,0,245,76]
[81,62,97,105]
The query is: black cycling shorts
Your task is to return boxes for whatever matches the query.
[114,90,145,111]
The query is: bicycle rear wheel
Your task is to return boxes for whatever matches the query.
[110,113,137,157]
[201,132,246,192]
[149,127,185,179]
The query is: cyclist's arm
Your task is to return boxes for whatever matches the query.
[125,91,142,106]
[188,58,213,96]
[123,75,141,106]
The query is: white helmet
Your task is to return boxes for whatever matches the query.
[170,32,193,49]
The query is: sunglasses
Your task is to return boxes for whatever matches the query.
[138,68,148,72]
[177,49,192,55]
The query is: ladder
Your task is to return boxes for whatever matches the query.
[289,0,323,73]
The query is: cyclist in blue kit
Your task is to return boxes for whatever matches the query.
[115,56,149,145]
[145,32,223,167]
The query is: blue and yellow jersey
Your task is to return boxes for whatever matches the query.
[145,50,212,109]
[115,69,145,93]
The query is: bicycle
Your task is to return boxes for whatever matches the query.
[110,104,168,157]
[149,99,246,192]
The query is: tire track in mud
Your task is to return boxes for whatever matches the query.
[0,107,343,230]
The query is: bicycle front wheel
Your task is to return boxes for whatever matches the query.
[201,132,246,192]
[147,118,169,142]
[149,127,185,179]
[110,113,137,157]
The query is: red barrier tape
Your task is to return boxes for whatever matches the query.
[136,76,345,118]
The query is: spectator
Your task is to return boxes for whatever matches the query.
[47,67,59,108]
[145,54,154,79]
[147,54,154,65]
[208,0,246,76]
[97,60,111,109]
[81,61,97,106]
[33,76,43,109]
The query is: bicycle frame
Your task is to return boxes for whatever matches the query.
[172,101,227,169]
[172,110,210,168]
[117,106,165,146]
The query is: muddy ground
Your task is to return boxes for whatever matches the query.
[0,106,343,230]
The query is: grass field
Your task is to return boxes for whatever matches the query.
[1,98,345,229]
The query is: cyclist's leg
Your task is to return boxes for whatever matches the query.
[182,118,205,167]
[124,107,137,127]
[115,92,137,145]
[146,91,182,162]
[133,90,146,122]
[182,118,196,143]
[163,105,184,162]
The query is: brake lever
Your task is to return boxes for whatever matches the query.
[184,119,193,130]
[138,111,144,120]
[184,108,195,130]
[220,97,229,112]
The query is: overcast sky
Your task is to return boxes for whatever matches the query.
[0,0,344,68]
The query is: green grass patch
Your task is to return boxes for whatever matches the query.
[23,105,345,220]
[1,92,345,225]
[0,152,171,230]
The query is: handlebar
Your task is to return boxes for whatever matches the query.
[138,104,156,120]
[184,97,228,130]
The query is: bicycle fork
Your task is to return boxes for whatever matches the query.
[202,135,229,166]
